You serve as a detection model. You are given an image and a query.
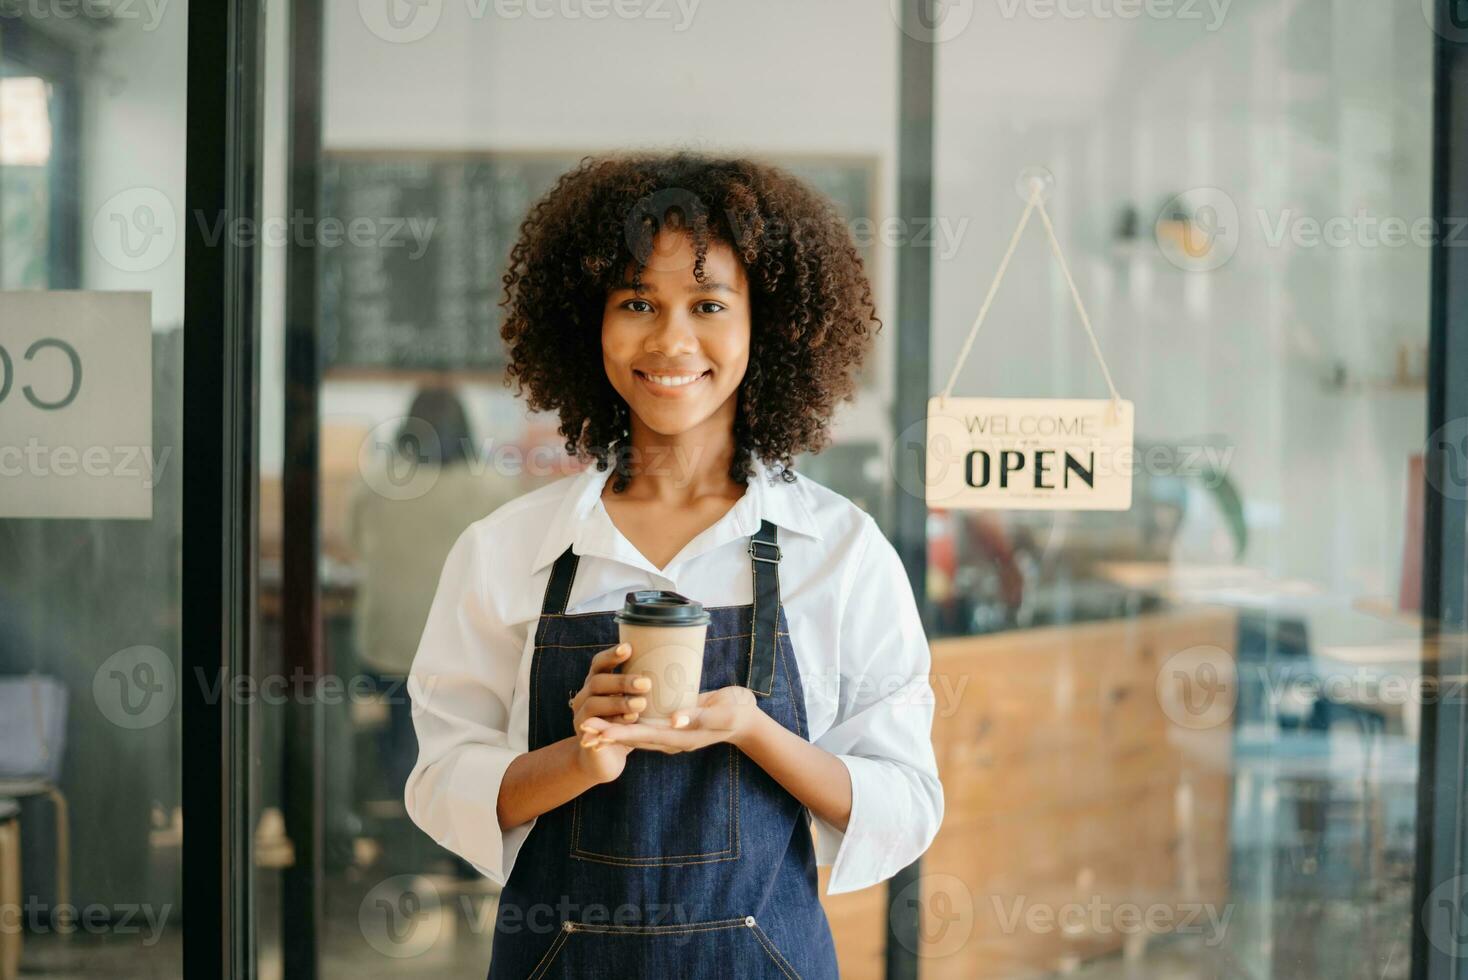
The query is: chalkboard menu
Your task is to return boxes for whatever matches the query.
[320,153,875,375]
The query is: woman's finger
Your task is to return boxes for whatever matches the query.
[587,643,631,675]
[587,672,652,695]
[594,723,701,751]
[582,694,647,719]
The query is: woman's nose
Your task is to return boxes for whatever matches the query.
[645,310,699,355]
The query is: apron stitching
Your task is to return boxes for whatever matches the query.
[745,561,758,690]
[571,917,749,936]
[570,745,740,865]
[731,746,741,860]
[750,922,803,980]
[567,850,742,868]
[777,628,808,743]
[755,539,781,696]
[525,926,572,980]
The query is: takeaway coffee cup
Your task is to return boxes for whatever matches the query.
[613,590,710,726]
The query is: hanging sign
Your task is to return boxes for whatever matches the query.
[926,396,1134,510]
[927,173,1134,512]
[0,291,154,519]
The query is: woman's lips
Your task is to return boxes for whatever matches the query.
[634,369,712,398]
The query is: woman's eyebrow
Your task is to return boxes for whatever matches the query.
[690,280,740,294]
[610,279,741,294]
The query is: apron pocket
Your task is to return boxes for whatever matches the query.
[570,744,739,867]
[527,915,801,980]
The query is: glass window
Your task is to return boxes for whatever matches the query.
[0,4,187,975]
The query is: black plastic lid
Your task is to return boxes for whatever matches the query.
[613,589,710,627]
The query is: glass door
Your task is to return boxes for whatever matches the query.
[0,3,194,977]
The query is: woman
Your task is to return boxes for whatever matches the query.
[406,153,944,978]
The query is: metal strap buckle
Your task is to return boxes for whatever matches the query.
[747,539,782,564]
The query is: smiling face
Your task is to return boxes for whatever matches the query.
[601,230,752,443]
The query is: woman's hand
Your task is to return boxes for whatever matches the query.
[571,643,652,783]
[578,685,767,754]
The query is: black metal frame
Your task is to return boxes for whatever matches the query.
[183,1,263,977]
[279,0,326,975]
[889,4,935,979]
[1412,7,1468,980]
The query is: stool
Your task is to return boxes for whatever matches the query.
[0,798,20,980]
[0,780,69,921]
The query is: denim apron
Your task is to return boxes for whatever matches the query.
[486,519,840,979]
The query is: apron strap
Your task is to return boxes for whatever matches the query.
[745,519,781,696]
[542,547,580,617]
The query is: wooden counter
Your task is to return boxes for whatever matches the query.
[819,605,1237,978]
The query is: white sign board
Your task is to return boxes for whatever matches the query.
[926,396,1134,511]
[0,291,154,519]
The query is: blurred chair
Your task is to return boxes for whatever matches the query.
[0,797,18,980]
[0,676,70,922]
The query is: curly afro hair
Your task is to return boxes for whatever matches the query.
[499,151,882,494]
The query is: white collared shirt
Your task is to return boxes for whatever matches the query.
[404,454,944,896]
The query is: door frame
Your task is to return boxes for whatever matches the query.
[182,1,264,977]
[1412,7,1468,980]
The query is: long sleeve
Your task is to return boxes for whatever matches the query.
[404,523,534,886]
[811,514,946,895]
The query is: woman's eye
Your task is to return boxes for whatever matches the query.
[622,299,653,313]
[694,301,726,315]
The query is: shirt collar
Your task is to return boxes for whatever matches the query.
[530,453,823,575]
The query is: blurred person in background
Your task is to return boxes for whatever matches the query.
[347,386,520,806]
